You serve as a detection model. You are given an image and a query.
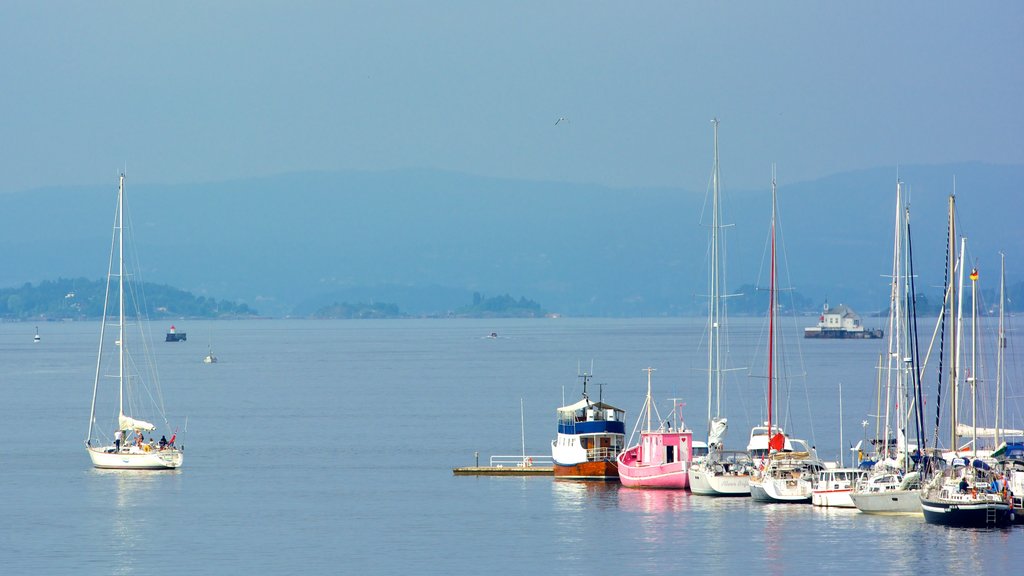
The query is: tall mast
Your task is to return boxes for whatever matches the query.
[969,265,978,459]
[954,236,967,452]
[948,194,958,450]
[118,173,126,420]
[707,118,723,431]
[996,253,1005,446]
[768,167,777,439]
[883,180,903,459]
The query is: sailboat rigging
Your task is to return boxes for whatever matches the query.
[748,167,823,504]
[689,119,753,496]
[85,173,185,470]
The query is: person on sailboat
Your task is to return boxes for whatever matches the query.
[159,435,167,450]
[114,429,122,453]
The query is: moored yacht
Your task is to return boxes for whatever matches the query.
[850,468,923,515]
[749,438,824,504]
[811,467,867,508]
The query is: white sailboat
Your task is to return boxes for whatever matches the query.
[688,119,753,496]
[851,180,925,515]
[85,173,185,470]
[748,169,824,504]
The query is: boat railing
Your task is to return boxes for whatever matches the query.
[488,455,554,468]
[587,447,619,461]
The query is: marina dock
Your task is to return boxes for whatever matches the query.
[453,454,553,476]
[452,465,553,476]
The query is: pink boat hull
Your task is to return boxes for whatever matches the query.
[617,456,689,488]
[616,430,693,489]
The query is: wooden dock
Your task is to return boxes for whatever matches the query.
[452,465,553,476]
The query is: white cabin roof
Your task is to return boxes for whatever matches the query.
[556,398,623,414]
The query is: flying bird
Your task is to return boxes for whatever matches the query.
[555,116,569,126]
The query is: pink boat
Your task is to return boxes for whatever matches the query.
[616,368,694,489]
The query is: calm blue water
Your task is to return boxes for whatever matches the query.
[1,317,1020,574]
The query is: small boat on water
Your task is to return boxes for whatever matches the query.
[617,368,693,489]
[166,325,187,342]
[690,450,754,496]
[811,467,867,508]
[33,326,40,342]
[850,468,923,515]
[203,346,218,364]
[750,439,824,504]
[551,371,625,481]
[803,302,882,339]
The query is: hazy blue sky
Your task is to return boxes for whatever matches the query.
[1,2,1021,194]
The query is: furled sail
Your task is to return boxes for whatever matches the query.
[709,417,728,446]
[119,413,156,431]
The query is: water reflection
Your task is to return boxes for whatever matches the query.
[551,480,620,512]
[89,469,182,576]
[616,487,690,515]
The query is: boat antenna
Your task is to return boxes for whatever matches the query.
[579,370,590,402]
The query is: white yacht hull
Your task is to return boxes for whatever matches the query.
[689,465,751,496]
[750,477,812,503]
[849,490,922,515]
[811,489,855,508]
[87,446,184,470]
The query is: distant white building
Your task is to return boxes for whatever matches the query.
[804,302,882,339]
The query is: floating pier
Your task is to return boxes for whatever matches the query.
[452,465,553,476]
[453,454,553,476]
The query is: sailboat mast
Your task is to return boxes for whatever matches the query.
[768,168,777,439]
[948,194,958,450]
[954,236,967,452]
[970,265,978,459]
[883,180,903,459]
[118,174,126,420]
[996,253,1005,446]
[708,118,722,429]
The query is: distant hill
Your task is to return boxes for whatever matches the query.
[0,165,1021,317]
[0,278,257,320]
